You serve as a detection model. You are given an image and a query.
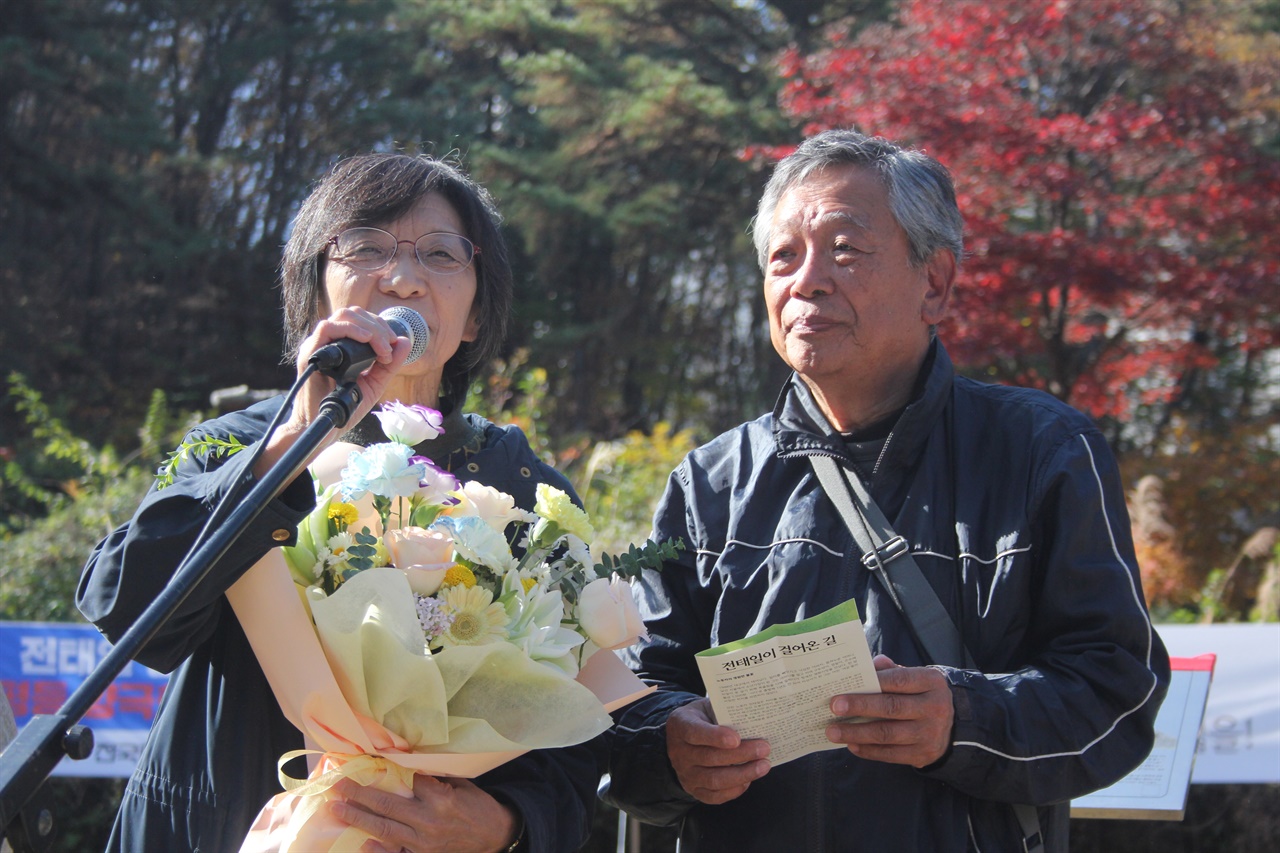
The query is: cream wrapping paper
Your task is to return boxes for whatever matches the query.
[224,441,655,852]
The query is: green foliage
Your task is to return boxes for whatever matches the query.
[0,376,192,620]
[156,435,246,489]
[8,372,109,478]
[573,422,699,555]
[0,454,51,533]
[2,373,124,533]
[1196,568,1234,623]
[550,537,685,607]
[467,349,556,463]
[468,355,695,591]
[593,537,685,581]
[344,529,380,578]
[0,466,154,622]
[139,388,177,462]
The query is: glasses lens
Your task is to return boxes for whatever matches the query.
[333,228,396,270]
[414,233,476,275]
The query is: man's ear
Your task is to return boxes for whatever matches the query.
[921,248,956,325]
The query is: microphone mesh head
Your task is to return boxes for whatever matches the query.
[381,306,430,365]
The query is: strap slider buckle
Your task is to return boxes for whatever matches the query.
[861,535,909,571]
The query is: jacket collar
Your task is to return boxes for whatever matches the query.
[772,337,954,474]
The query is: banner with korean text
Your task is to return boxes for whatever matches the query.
[0,621,168,778]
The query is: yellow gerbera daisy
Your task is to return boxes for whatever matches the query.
[437,586,509,647]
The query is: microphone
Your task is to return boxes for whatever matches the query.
[309,306,430,381]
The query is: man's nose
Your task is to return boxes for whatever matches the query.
[790,247,832,298]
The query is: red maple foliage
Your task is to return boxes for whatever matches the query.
[761,0,1280,421]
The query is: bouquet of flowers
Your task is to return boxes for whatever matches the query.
[226,401,680,853]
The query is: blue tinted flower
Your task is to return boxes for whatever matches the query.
[340,442,424,500]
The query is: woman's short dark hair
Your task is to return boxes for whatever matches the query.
[281,153,512,413]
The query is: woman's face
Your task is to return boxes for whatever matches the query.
[322,193,480,385]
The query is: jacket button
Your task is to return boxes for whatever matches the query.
[271,529,290,542]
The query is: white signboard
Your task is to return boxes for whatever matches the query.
[1156,623,1280,784]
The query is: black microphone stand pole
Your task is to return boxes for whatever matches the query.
[0,381,363,852]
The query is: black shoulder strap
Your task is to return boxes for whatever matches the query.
[809,453,1044,853]
[809,454,972,667]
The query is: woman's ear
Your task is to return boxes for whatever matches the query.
[462,305,481,342]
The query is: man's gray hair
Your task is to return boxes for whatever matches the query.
[752,129,964,271]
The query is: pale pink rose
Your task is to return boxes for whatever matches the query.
[402,565,450,596]
[384,526,453,567]
[577,577,647,650]
[385,527,455,596]
[451,481,536,532]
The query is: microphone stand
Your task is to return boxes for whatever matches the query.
[0,381,363,852]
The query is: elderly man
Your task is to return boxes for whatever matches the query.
[603,129,1169,852]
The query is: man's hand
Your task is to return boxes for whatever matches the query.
[328,774,519,853]
[667,698,771,805]
[825,655,955,768]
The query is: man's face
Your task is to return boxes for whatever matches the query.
[763,164,951,394]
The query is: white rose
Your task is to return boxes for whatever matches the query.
[451,481,537,532]
[577,577,647,650]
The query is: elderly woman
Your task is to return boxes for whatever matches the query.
[77,154,596,853]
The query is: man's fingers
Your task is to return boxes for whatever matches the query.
[329,796,401,847]
[875,664,944,693]
[667,698,771,805]
[827,717,911,746]
[824,665,954,768]
[831,665,950,717]
[668,698,741,749]
[679,758,772,805]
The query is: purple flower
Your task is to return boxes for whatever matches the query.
[411,456,462,505]
[374,401,445,445]
[415,594,454,641]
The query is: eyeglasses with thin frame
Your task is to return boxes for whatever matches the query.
[326,227,480,275]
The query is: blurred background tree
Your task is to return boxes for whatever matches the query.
[767,0,1279,446]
